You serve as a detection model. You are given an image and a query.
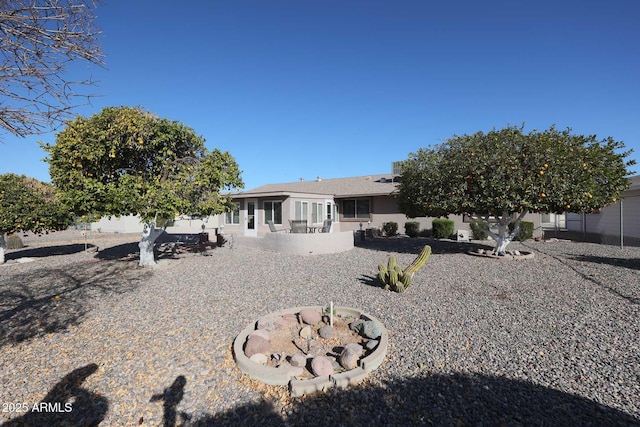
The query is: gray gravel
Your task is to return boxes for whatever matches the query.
[1,230,639,426]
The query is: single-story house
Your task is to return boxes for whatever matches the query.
[89,173,639,247]
[221,173,544,239]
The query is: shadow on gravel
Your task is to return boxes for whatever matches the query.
[2,363,108,427]
[358,274,380,289]
[6,244,94,261]
[524,243,640,305]
[356,237,494,255]
[95,241,140,261]
[0,260,144,348]
[152,372,638,426]
[566,254,640,271]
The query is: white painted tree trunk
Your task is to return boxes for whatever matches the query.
[0,233,6,264]
[481,210,527,256]
[138,222,164,267]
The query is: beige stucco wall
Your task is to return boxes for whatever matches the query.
[581,190,640,245]
[90,214,143,233]
[232,231,354,255]
[334,195,543,238]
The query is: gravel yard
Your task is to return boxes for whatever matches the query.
[1,230,639,426]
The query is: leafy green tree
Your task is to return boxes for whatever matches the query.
[41,106,244,266]
[397,125,635,255]
[0,173,73,263]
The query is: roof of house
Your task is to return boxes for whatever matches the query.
[628,174,640,191]
[235,174,399,198]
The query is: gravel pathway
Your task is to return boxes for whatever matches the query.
[1,230,639,426]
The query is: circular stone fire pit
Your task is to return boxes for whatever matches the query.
[233,306,388,397]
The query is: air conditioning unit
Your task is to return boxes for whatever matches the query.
[457,229,470,242]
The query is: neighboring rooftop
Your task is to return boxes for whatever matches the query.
[235,174,400,198]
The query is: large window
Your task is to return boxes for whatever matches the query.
[225,202,240,224]
[294,201,308,221]
[311,202,323,224]
[342,198,370,219]
[264,201,283,225]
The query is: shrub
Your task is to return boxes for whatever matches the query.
[509,220,533,241]
[382,222,398,237]
[404,221,420,238]
[469,221,488,240]
[6,234,24,250]
[432,218,455,239]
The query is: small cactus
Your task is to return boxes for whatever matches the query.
[376,245,431,293]
[6,234,24,250]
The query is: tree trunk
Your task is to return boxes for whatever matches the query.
[0,233,6,264]
[482,210,528,256]
[138,222,164,267]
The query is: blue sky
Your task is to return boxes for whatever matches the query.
[1,0,639,190]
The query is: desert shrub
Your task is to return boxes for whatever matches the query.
[6,234,24,249]
[509,220,534,241]
[469,221,488,240]
[432,218,455,239]
[382,222,398,237]
[404,221,420,238]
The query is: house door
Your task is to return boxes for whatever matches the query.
[244,199,258,237]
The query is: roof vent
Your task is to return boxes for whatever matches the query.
[299,177,305,182]
[379,177,387,183]
[316,176,322,182]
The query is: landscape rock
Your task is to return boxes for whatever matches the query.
[344,342,363,356]
[299,325,312,339]
[299,308,322,325]
[361,320,382,339]
[289,353,308,368]
[339,347,360,370]
[257,316,284,331]
[249,353,268,365]
[318,325,333,339]
[282,314,298,324]
[244,335,270,358]
[311,356,334,376]
[249,329,270,341]
[349,319,364,332]
[366,339,379,350]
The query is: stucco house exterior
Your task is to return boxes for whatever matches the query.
[89,173,640,248]
[220,173,544,239]
[558,174,640,246]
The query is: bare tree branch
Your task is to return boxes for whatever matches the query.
[0,0,104,140]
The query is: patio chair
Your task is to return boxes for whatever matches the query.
[320,219,332,233]
[267,220,289,233]
[289,220,308,233]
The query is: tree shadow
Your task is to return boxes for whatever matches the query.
[3,363,108,427]
[566,254,640,271]
[95,241,140,261]
[152,372,639,426]
[0,260,144,348]
[356,237,493,255]
[522,243,639,305]
[95,234,219,262]
[6,244,94,261]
